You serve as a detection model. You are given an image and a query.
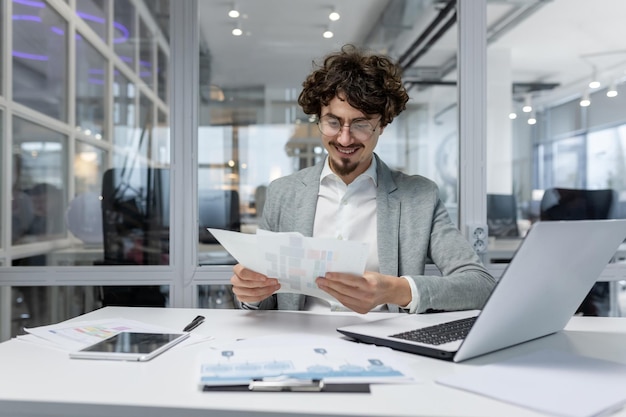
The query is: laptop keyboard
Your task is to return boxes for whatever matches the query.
[389,316,477,345]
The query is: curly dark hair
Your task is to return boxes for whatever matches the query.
[298,44,409,127]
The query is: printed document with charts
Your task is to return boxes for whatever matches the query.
[197,333,419,389]
[208,228,369,302]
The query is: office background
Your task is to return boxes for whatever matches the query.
[1,0,626,341]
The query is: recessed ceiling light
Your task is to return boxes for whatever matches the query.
[607,81,618,97]
[579,90,591,107]
[228,3,240,18]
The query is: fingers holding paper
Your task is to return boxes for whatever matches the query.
[230,263,281,303]
[316,271,411,314]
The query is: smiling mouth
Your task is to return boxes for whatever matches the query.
[333,144,360,156]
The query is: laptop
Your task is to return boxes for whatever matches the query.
[337,219,626,362]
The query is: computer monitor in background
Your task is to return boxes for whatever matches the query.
[198,189,241,243]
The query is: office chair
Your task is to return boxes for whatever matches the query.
[487,194,520,238]
[99,167,169,307]
[540,188,618,316]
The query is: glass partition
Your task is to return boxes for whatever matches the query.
[486,0,626,251]
[12,117,68,249]
[113,0,136,71]
[1,0,172,340]
[139,18,154,90]
[196,0,460,264]
[76,37,107,139]
[157,46,168,102]
[75,0,109,44]
[113,69,136,147]
[12,0,68,121]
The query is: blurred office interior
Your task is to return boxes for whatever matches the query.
[1,0,626,340]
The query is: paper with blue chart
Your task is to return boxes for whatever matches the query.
[198,334,419,387]
[208,228,369,302]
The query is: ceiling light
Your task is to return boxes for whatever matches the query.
[579,90,591,107]
[323,28,333,39]
[522,94,532,113]
[228,3,240,18]
[508,111,517,120]
[329,9,340,21]
[589,79,601,89]
[527,111,536,125]
[232,27,242,36]
[607,81,618,98]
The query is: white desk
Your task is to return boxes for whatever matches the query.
[2,307,626,417]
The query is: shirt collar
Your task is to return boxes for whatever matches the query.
[320,156,378,186]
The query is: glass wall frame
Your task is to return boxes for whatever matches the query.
[0,0,172,340]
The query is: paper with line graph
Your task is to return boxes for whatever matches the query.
[208,228,369,302]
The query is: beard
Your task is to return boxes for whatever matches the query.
[329,155,358,177]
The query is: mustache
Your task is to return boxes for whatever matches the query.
[328,141,363,150]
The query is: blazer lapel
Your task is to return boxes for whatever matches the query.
[375,155,400,277]
[293,161,324,237]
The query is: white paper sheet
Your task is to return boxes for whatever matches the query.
[437,350,626,417]
[198,333,420,387]
[208,228,369,302]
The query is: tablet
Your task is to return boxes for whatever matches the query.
[69,331,190,362]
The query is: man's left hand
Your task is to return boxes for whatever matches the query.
[316,271,411,314]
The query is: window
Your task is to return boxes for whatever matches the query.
[12,1,68,121]
[12,117,67,249]
[76,38,107,139]
[486,0,626,245]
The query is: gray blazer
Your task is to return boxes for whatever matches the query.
[252,154,495,313]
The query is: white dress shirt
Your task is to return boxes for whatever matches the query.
[308,157,418,312]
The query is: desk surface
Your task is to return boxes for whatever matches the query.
[2,307,626,417]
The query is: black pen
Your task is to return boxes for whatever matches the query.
[183,315,205,332]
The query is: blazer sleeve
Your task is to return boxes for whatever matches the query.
[407,196,496,313]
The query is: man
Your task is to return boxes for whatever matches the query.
[231,45,495,314]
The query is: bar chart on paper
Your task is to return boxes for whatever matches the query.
[197,334,417,387]
[208,228,369,301]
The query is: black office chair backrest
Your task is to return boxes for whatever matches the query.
[487,193,519,237]
[540,188,616,221]
[539,187,617,316]
[100,167,169,307]
[101,167,170,265]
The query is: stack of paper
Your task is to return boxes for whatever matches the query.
[19,318,189,352]
[197,333,420,389]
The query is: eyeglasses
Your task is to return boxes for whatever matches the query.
[317,115,380,141]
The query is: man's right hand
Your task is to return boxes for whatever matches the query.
[230,264,281,303]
